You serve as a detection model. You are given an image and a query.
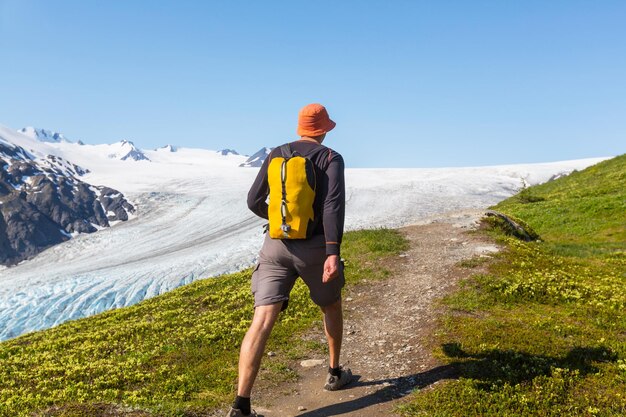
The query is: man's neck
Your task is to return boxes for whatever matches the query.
[299,136,323,144]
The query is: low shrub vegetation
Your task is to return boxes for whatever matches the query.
[399,154,626,416]
[0,229,407,417]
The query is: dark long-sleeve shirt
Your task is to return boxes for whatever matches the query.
[247,140,346,256]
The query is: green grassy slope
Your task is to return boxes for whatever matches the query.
[0,229,408,417]
[400,154,626,417]
[497,155,626,257]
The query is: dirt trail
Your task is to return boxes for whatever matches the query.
[244,210,497,417]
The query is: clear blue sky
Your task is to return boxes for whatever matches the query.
[1,1,624,167]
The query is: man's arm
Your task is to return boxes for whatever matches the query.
[246,152,272,219]
[323,153,346,257]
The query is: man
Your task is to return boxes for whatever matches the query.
[226,103,351,417]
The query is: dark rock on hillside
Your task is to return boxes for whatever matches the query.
[99,187,135,221]
[44,154,90,176]
[0,194,69,265]
[0,142,135,266]
[485,210,540,242]
[0,141,32,161]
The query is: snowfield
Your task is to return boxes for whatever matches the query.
[0,125,609,341]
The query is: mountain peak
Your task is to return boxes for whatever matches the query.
[156,144,178,152]
[19,127,71,143]
[239,147,272,167]
[217,148,239,156]
[108,140,149,161]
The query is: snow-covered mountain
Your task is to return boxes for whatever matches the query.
[18,127,72,143]
[0,123,252,269]
[107,140,150,161]
[240,147,272,167]
[0,123,611,341]
[0,126,135,266]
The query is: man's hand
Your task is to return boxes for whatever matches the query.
[323,255,340,283]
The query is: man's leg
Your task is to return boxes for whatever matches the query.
[321,298,343,368]
[320,297,352,391]
[292,236,350,390]
[237,302,283,397]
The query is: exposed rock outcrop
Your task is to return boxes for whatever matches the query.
[0,141,134,266]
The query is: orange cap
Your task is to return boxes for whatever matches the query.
[296,103,336,137]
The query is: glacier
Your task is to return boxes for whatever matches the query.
[0,124,609,341]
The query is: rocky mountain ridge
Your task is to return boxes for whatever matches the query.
[0,130,135,267]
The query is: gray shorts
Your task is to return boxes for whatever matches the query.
[251,233,345,310]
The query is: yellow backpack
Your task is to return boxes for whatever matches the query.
[267,144,316,239]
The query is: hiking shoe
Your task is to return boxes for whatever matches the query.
[225,407,258,417]
[324,366,353,391]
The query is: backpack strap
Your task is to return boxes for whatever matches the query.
[280,143,293,159]
[279,144,292,237]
